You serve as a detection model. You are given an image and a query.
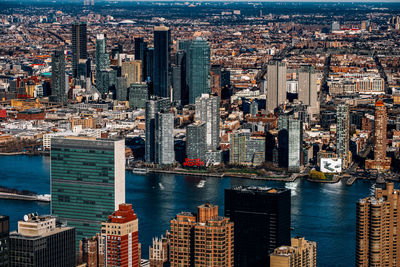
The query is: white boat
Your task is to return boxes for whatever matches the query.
[159,183,165,190]
[132,168,148,174]
[37,194,51,202]
[197,180,206,188]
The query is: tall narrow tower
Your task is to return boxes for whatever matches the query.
[267,60,287,113]
[153,25,170,98]
[72,22,87,78]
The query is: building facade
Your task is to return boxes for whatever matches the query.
[129,83,149,109]
[72,22,87,78]
[298,65,319,120]
[267,60,287,113]
[336,104,350,169]
[155,112,174,165]
[229,130,265,166]
[270,237,317,267]
[0,216,9,267]
[153,25,170,98]
[195,94,220,151]
[278,116,303,172]
[51,50,67,104]
[186,121,207,162]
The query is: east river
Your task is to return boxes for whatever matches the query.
[0,155,388,266]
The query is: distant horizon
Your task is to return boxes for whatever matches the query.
[1,0,400,3]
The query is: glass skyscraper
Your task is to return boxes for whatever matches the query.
[278,116,303,172]
[195,94,220,151]
[155,112,174,165]
[153,25,170,98]
[72,22,87,78]
[51,50,67,104]
[50,137,125,250]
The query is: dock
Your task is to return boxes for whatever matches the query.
[0,192,50,202]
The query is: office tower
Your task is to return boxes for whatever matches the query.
[278,116,303,172]
[129,83,148,109]
[267,60,287,113]
[134,37,147,80]
[169,203,234,267]
[149,234,169,267]
[336,104,350,168]
[116,76,128,101]
[97,69,118,97]
[101,203,139,267]
[145,48,154,83]
[365,100,391,171]
[298,65,319,120]
[172,50,188,105]
[79,235,105,267]
[51,50,67,104]
[172,65,182,104]
[72,22,87,78]
[225,186,291,267]
[145,98,171,162]
[186,121,206,162]
[270,237,317,267]
[356,183,400,266]
[210,65,222,98]
[96,34,109,78]
[9,215,75,266]
[122,61,142,86]
[153,25,170,98]
[0,216,9,267]
[77,58,91,80]
[155,112,174,165]
[195,94,220,151]
[187,37,210,104]
[51,137,125,250]
[229,130,265,165]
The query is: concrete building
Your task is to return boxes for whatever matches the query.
[298,65,319,120]
[72,22,87,78]
[9,214,75,266]
[267,60,287,113]
[149,235,169,267]
[229,130,265,166]
[195,94,220,151]
[365,100,391,171]
[155,112,174,165]
[336,104,350,169]
[153,25,170,98]
[169,203,234,267]
[101,203,140,267]
[129,83,148,109]
[51,137,125,250]
[186,121,206,162]
[356,183,400,266]
[270,237,317,267]
[0,216,9,267]
[51,50,67,104]
[225,186,291,267]
[79,235,105,267]
[145,97,170,163]
[278,116,303,172]
[122,61,142,86]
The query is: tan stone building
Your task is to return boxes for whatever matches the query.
[270,237,317,267]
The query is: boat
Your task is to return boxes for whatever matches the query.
[132,168,148,174]
[197,180,206,188]
[36,194,51,202]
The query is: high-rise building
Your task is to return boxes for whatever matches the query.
[153,25,170,98]
[101,203,140,267]
[298,65,319,120]
[169,203,234,267]
[79,235,105,267]
[270,237,317,267]
[267,60,287,113]
[134,37,148,81]
[186,121,206,162]
[365,99,391,171]
[195,94,220,151]
[155,112,174,165]
[72,22,87,78]
[187,37,210,104]
[149,234,169,267]
[331,21,340,31]
[116,76,128,101]
[122,61,142,86]
[51,50,67,104]
[9,215,75,266]
[225,186,291,267]
[229,129,265,165]
[210,65,222,98]
[356,183,400,266]
[278,116,303,172]
[172,50,188,105]
[0,216,9,267]
[145,97,171,163]
[51,137,125,250]
[96,34,109,84]
[129,83,149,109]
[336,104,350,169]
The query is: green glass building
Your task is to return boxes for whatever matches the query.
[50,137,125,250]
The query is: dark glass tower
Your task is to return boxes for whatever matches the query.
[0,215,9,267]
[153,25,170,98]
[51,50,67,104]
[72,22,87,78]
[224,186,291,267]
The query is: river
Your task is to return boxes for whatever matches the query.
[0,155,384,266]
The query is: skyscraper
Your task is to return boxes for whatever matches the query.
[134,37,148,81]
[9,215,75,266]
[145,97,171,162]
[122,61,142,86]
[169,203,234,267]
[101,203,139,267]
[51,50,67,104]
[187,37,210,104]
[155,112,174,165]
[129,83,149,109]
[298,65,319,120]
[51,137,125,250]
[336,104,350,169]
[356,183,400,266]
[229,130,265,165]
[270,237,317,267]
[278,116,303,172]
[153,25,170,98]
[72,22,87,78]
[186,121,206,162]
[96,34,109,81]
[195,94,220,151]
[0,216,9,267]
[149,234,169,267]
[225,186,291,267]
[267,60,287,113]
[79,235,105,267]
[365,99,391,171]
